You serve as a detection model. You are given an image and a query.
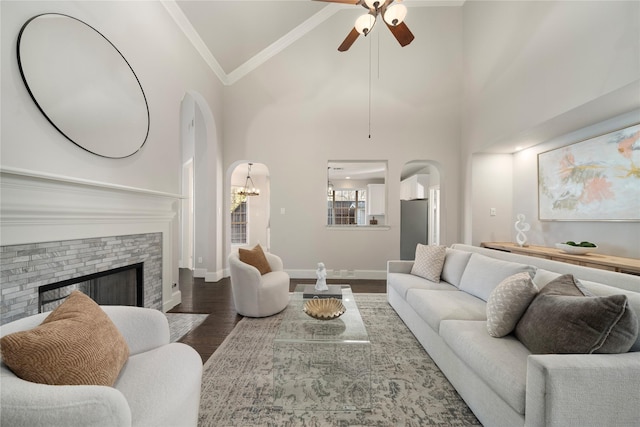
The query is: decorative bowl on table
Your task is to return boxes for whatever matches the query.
[555,242,598,255]
[303,298,346,320]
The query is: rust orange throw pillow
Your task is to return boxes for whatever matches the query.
[0,291,129,386]
[239,244,272,275]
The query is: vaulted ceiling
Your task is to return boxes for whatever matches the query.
[163,0,465,85]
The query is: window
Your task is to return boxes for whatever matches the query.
[230,190,247,244]
[327,189,367,225]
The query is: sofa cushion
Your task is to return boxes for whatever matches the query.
[441,248,473,288]
[0,291,129,386]
[239,244,272,275]
[532,268,562,290]
[459,253,536,302]
[388,272,458,299]
[486,272,539,337]
[410,244,446,282]
[407,289,487,333]
[515,274,639,354]
[440,320,530,415]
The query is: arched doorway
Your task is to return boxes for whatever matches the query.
[179,91,222,281]
[227,162,271,252]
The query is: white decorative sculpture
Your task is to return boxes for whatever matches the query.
[514,213,530,247]
[315,262,328,291]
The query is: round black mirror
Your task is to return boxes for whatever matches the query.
[17,13,149,158]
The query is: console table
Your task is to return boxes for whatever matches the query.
[481,242,640,276]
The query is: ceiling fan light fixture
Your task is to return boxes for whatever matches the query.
[355,13,376,35]
[384,3,407,26]
[364,0,381,11]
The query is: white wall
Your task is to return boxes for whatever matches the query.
[462,0,640,152]
[462,1,640,257]
[222,7,463,276]
[471,154,513,246]
[2,1,221,192]
[1,1,224,301]
[512,110,640,258]
[5,1,637,282]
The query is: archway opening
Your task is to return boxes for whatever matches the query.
[229,162,271,251]
[179,91,221,281]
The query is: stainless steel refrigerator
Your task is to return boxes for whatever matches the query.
[401,199,429,260]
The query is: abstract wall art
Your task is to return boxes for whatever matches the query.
[538,124,640,221]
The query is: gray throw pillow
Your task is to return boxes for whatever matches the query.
[515,274,639,354]
[486,272,539,337]
[410,244,446,282]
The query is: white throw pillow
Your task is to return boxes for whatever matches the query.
[459,253,536,301]
[486,272,539,337]
[410,244,446,282]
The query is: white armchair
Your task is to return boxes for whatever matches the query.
[228,250,290,317]
[0,306,202,427]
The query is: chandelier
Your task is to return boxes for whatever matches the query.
[236,163,260,197]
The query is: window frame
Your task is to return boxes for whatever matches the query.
[230,189,248,245]
[327,188,367,225]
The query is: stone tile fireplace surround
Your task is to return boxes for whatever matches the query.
[0,168,181,324]
[1,233,161,324]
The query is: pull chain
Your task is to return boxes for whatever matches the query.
[368,30,372,139]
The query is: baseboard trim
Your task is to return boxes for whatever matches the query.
[286,269,386,280]
[204,269,225,282]
[197,268,386,282]
[163,290,182,312]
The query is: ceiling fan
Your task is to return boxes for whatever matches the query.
[314,0,415,51]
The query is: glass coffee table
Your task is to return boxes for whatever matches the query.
[273,284,371,411]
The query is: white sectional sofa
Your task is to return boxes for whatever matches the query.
[387,243,640,427]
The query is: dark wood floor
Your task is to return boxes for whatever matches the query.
[169,269,386,363]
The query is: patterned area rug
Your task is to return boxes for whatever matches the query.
[198,294,481,426]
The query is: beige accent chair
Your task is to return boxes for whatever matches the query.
[228,251,290,317]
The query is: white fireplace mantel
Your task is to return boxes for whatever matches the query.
[1,167,183,312]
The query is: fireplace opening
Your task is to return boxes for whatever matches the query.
[38,263,144,312]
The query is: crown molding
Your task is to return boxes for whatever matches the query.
[161,0,229,85]
[162,1,346,86]
[227,3,344,85]
[162,0,465,86]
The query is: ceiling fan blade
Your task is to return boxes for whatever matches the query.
[338,28,360,52]
[386,21,415,47]
[312,0,361,4]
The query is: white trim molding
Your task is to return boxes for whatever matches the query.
[0,168,181,312]
[161,1,465,86]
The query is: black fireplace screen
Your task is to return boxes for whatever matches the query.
[38,263,143,312]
